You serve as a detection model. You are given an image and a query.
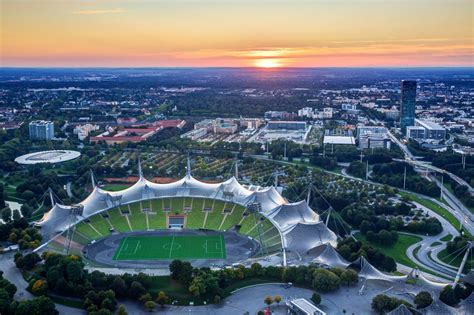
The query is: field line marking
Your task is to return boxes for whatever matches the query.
[169,236,175,259]
[220,236,224,258]
[116,238,126,259]
[133,240,140,254]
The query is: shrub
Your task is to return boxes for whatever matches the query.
[414,291,432,309]
[311,292,321,305]
[312,269,340,292]
[439,285,459,306]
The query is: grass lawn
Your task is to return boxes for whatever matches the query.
[221,278,277,296]
[113,235,226,260]
[355,232,422,268]
[440,234,453,242]
[400,192,460,230]
[438,248,473,270]
[100,184,131,191]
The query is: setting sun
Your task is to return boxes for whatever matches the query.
[254,59,282,68]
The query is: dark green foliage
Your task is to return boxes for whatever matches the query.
[15,252,41,270]
[312,269,340,292]
[311,292,321,305]
[15,296,58,315]
[347,161,365,178]
[337,238,397,272]
[340,269,358,285]
[414,291,433,309]
[439,285,459,306]
[371,294,412,314]
[371,161,439,197]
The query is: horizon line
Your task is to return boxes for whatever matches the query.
[1,65,473,70]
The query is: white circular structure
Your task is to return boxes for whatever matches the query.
[15,150,81,165]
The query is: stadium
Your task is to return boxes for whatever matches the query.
[15,150,81,165]
[35,159,337,269]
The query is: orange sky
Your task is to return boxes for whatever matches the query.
[1,0,473,67]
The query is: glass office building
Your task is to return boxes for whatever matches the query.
[400,80,417,134]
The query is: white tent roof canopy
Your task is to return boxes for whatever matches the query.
[36,169,337,262]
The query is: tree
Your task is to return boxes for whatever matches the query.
[117,305,128,315]
[156,291,168,308]
[340,269,358,286]
[16,296,58,315]
[144,301,155,312]
[371,294,410,314]
[20,252,41,270]
[414,291,433,309]
[12,210,21,222]
[274,295,282,306]
[111,277,127,298]
[348,161,366,178]
[101,298,115,312]
[66,261,83,283]
[312,269,340,292]
[439,285,459,306]
[31,279,48,296]
[311,292,321,305]
[169,260,183,280]
[139,293,152,304]
[264,295,273,306]
[454,284,472,300]
[129,281,146,299]
[1,207,11,223]
[178,261,194,285]
[188,272,219,299]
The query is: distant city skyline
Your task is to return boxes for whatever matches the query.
[1,0,473,68]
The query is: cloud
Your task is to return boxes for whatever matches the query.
[73,8,126,15]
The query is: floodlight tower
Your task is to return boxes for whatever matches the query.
[247,202,266,256]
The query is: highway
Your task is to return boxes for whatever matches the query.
[387,129,473,192]
[387,129,474,232]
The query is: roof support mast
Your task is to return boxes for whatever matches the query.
[186,152,191,177]
[454,241,473,285]
[48,187,55,207]
[138,155,143,179]
[90,170,96,189]
[234,155,239,179]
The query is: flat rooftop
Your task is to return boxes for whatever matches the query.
[288,298,326,315]
[415,119,444,130]
[323,135,355,145]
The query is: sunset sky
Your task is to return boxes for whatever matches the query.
[1,0,473,67]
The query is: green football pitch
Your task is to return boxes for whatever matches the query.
[113,235,226,260]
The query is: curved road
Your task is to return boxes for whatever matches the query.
[405,202,460,280]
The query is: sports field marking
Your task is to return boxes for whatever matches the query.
[113,235,226,261]
[115,238,127,259]
[203,239,224,255]
[133,241,140,254]
[168,236,175,259]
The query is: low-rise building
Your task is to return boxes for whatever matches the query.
[357,126,391,149]
[407,119,446,140]
[323,129,355,145]
[73,124,100,141]
[286,298,326,315]
[268,121,306,131]
[265,111,296,120]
